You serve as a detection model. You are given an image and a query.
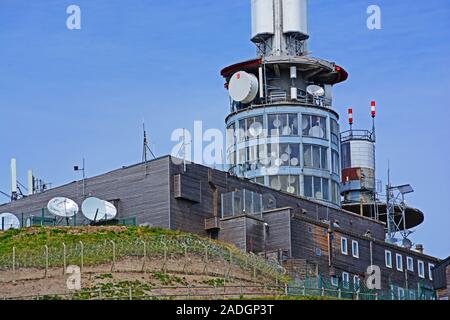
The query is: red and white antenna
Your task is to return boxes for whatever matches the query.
[371,101,376,118]
[348,108,353,129]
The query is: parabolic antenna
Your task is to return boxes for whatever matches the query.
[229,71,259,104]
[402,238,413,249]
[81,197,117,222]
[273,119,281,128]
[270,179,281,190]
[309,125,325,138]
[287,186,296,194]
[302,117,309,130]
[47,197,79,218]
[282,126,292,135]
[249,122,263,137]
[306,85,325,97]
[281,153,290,162]
[290,157,299,166]
[0,213,20,231]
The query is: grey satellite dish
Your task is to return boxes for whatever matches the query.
[302,117,309,130]
[273,158,282,167]
[81,197,117,222]
[306,85,325,97]
[228,71,259,104]
[273,119,281,128]
[402,238,413,249]
[290,157,299,166]
[281,153,290,162]
[47,197,79,218]
[260,158,270,166]
[270,179,281,190]
[288,176,297,184]
[249,122,263,137]
[0,213,20,231]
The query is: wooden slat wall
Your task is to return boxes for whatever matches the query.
[264,209,292,254]
[219,217,246,251]
[0,158,171,228]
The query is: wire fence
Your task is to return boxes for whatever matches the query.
[0,235,285,290]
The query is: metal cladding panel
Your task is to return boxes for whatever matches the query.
[343,140,375,170]
[282,0,308,35]
[251,0,275,39]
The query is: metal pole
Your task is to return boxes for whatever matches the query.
[44,245,49,278]
[79,241,84,272]
[63,243,66,275]
[12,247,16,283]
[141,240,146,272]
[110,240,116,272]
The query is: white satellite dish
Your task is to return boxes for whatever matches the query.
[288,176,297,184]
[273,158,282,167]
[302,117,309,130]
[309,125,325,138]
[287,186,296,194]
[272,119,282,128]
[270,179,281,190]
[282,126,292,135]
[0,213,20,231]
[281,153,290,162]
[306,85,325,97]
[290,158,299,166]
[47,197,79,218]
[228,71,259,104]
[260,158,270,166]
[81,197,117,222]
[249,122,263,137]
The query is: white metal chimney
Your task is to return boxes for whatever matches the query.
[27,170,34,196]
[11,158,17,200]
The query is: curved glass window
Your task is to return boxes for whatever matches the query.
[238,115,264,142]
[304,175,330,201]
[269,175,299,195]
[332,150,340,174]
[303,144,328,170]
[302,115,327,139]
[267,143,300,167]
[268,114,298,137]
[331,119,340,147]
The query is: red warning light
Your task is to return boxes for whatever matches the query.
[371,101,376,118]
[237,73,241,80]
[348,108,353,125]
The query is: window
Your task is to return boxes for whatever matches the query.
[342,272,350,289]
[266,143,299,168]
[303,176,330,201]
[353,275,361,290]
[352,240,359,258]
[331,276,339,287]
[269,175,299,195]
[428,264,435,281]
[409,291,416,300]
[418,260,425,278]
[396,254,403,271]
[341,237,348,255]
[331,119,340,146]
[302,114,327,139]
[385,250,392,268]
[303,144,328,170]
[268,114,298,137]
[406,257,414,272]
[398,287,405,300]
[331,181,340,205]
[331,150,340,174]
[238,115,264,141]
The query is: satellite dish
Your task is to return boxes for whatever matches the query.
[273,119,282,128]
[0,213,20,231]
[306,85,325,97]
[287,186,296,194]
[309,125,325,138]
[315,191,323,199]
[281,153,290,163]
[260,158,270,166]
[228,71,259,104]
[273,158,282,167]
[288,176,297,184]
[402,238,413,249]
[290,157,299,166]
[302,117,309,130]
[270,179,282,190]
[81,197,117,222]
[47,197,79,218]
[282,126,292,135]
[249,122,263,137]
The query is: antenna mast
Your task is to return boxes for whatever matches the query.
[142,122,156,163]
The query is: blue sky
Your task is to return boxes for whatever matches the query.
[0,0,449,258]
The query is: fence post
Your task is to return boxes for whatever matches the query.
[228,248,233,279]
[302,285,306,296]
[253,264,257,284]
[79,241,84,272]
[321,287,325,297]
[162,242,167,273]
[12,247,16,283]
[41,208,45,226]
[338,288,342,299]
[110,240,116,272]
[356,291,360,300]
[44,245,49,278]
[129,287,133,300]
[203,245,208,275]
[375,293,379,301]
[141,240,146,272]
[62,243,66,275]
[284,283,288,296]
[183,244,188,273]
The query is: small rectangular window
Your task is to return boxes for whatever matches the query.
[418,260,425,278]
[406,257,414,272]
[342,272,350,289]
[396,254,403,271]
[352,240,359,258]
[428,264,435,281]
[385,250,392,268]
[304,176,313,198]
[341,237,348,255]
[331,276,338,287]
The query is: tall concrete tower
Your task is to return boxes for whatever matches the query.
[222,0,348,207]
